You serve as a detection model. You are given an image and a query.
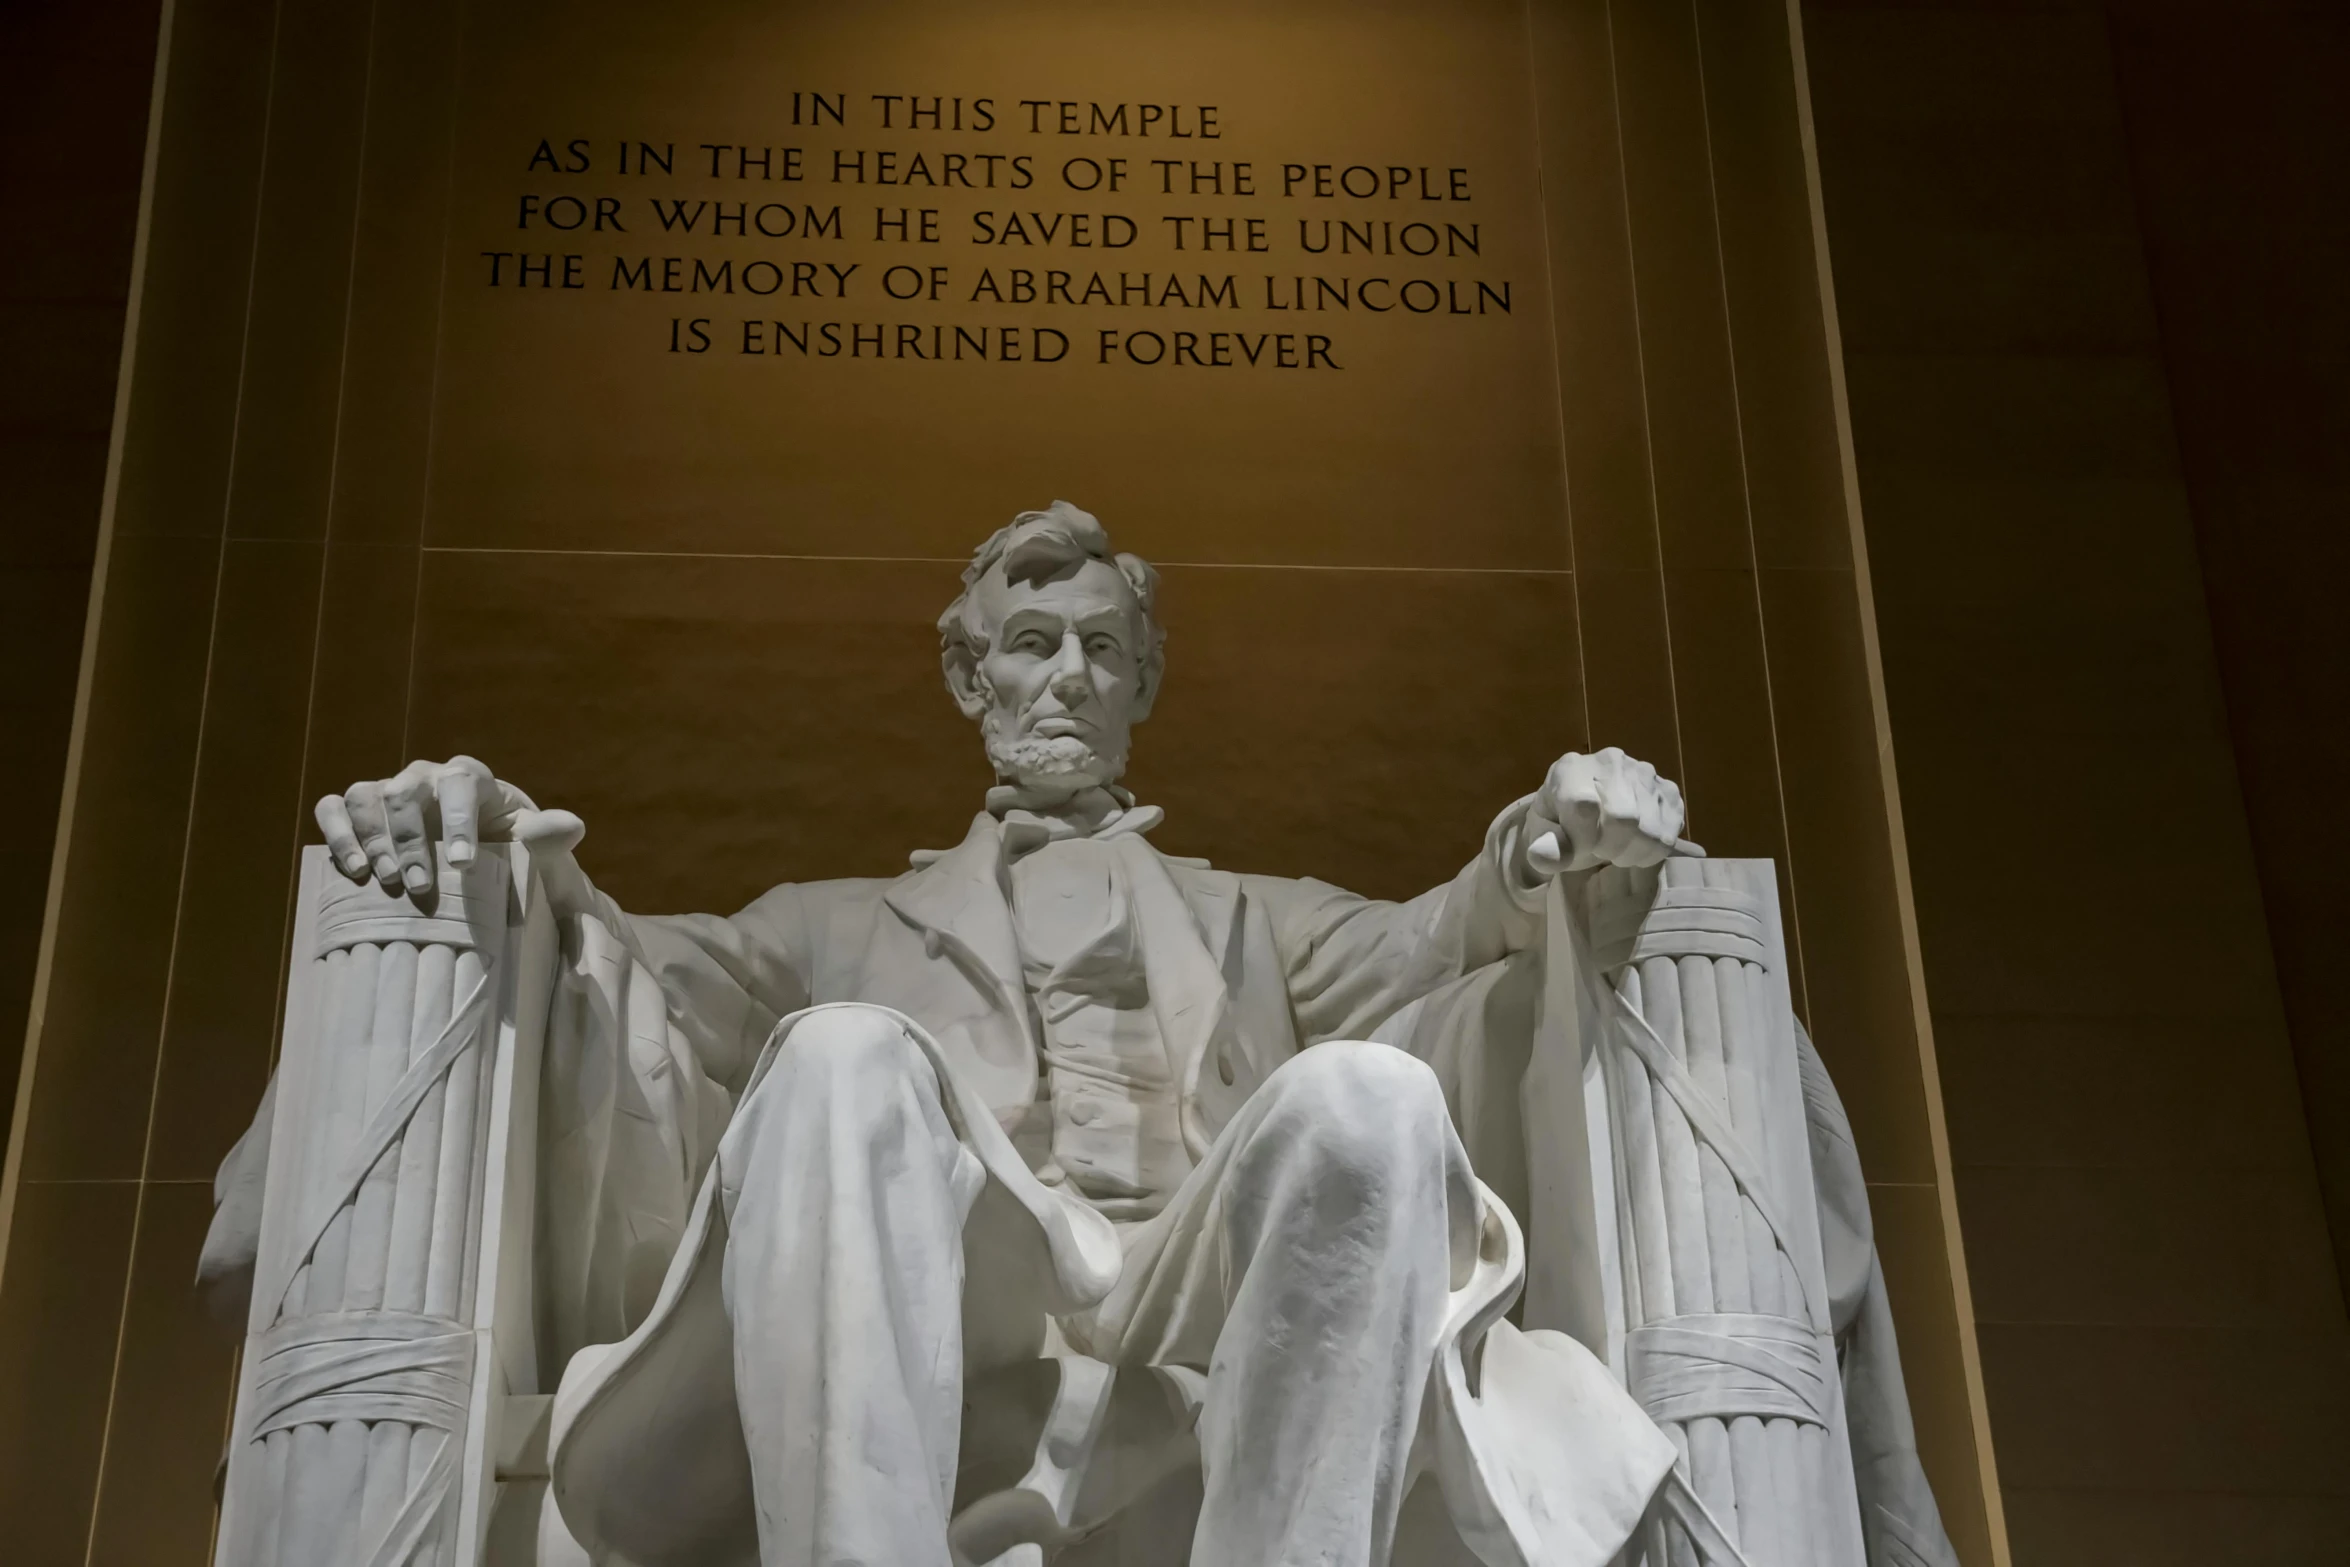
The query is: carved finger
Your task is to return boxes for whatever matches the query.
[314,795,369,880]
[1548,754,1603,810]
[382,757,436,838]
[1657,778,1687,845]
[1632,807,1675,867]
[1593,768,1652,866]
[384,780,433,894]
[1555,779,1608,870]
[1635,783,1669,849]
[1584,748,1624,802]
[1559,804,1607,870]
[345,781,399,889]
[1595,810,1650,868]
[387,757,438,796]
[1595,763,1642,823]
[436,766,480,867]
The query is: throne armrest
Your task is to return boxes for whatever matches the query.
[212,842,559,1567]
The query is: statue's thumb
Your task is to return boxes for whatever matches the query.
[1526,811,1569,877]
[514,807,584,854]
[513,808,592,916]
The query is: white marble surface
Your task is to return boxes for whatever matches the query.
[207,503,1958,1567]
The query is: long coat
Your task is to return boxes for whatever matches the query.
[540,800,1687,1567]
[533,796,1542,1338]
[533,796,1545,1351]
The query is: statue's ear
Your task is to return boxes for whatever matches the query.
[942,646,991,720]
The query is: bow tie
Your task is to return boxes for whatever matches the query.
[988,784,1164,862]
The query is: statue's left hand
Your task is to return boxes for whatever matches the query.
[1528,748,1688,875]
[314,756,535,893]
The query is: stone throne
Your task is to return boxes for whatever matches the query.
[209,822,1945,1567]
[212,838,559,1567]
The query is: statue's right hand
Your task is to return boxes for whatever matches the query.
[314,757,535,893]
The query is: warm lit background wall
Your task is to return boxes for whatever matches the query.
[1801,0,2350,1554]
[2,1,2343,1565]
[0,0,163,1179]
[1,0,1999,1560]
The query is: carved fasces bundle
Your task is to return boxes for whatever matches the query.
[1574,858,1869,1567]
[216,847,550,1567]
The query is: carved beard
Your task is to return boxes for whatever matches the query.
[980,696,1128,793]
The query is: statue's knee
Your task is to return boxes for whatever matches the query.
[770,1005,927,1095]
[1274,1039,1443,1113]
[1263,1042,1447,1178]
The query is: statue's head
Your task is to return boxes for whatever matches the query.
[940,501,1165,800]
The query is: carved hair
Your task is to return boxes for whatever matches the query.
[938,500,1166,709]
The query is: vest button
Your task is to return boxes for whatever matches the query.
[1068,1098,1100,1126]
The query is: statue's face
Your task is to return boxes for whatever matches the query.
[970,556,1149,795]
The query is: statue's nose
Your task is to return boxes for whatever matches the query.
[1048,631,1091,701]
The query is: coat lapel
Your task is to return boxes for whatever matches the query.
[880,815,1038,1107]
[884,815,1020,981]
[1182,867,1245,982]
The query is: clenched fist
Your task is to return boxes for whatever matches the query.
[315,757,536,893]
[1528,748,1690,876]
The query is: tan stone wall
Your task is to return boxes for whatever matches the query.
[1804,1,2350,1558]
[0,1,1998,1560]
[0,4,167,1564]
[0,0,160,1227]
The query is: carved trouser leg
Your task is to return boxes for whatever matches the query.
[717,1006,990,1567]
[721,1021,1470,1567]
[1083,1042,1477,1567]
